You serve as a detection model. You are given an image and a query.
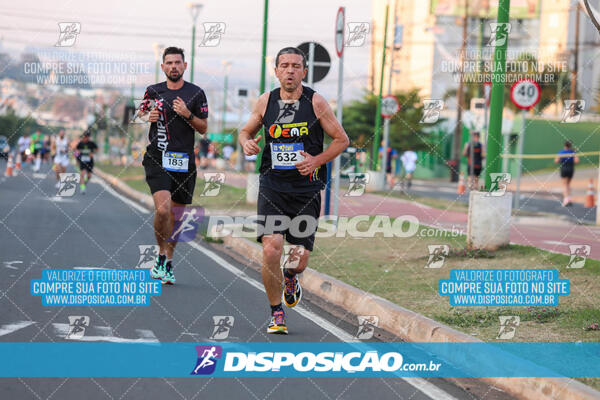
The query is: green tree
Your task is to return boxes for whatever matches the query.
[342,89,434,157]
[0,108,43,146]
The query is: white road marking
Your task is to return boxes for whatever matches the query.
[3,260,23,270]
[45,196,77,203]
[543,240,570,246]
[185,240,354,342]
[0,321,36,336]
[52,323,159,343]
[185,241,459,400]
[32,173,48,179]
[93,176,149,214]
[102,175,461,400]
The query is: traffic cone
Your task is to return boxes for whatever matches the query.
[584,179,595,208]
[4,154,14,177]
[15,153,21,174]
[457,172,466,194]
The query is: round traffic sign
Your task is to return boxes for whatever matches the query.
[335,7,345,58]
[483,81,492,106]
[297,42,331,84]
[510,79,541,110]
[381,95,400,118]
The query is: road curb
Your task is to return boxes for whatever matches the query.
[96,168,600,400]
[95,168,154,210]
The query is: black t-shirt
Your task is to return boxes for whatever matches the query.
[76,140,98,161]
[199,137,210,153]
[465,141,482,168]
[141,81,208,157]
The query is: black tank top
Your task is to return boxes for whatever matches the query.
[260,86,326,192]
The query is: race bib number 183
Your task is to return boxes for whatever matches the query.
[162,151,189,172]
[270,142,304,170]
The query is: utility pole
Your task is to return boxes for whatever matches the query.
[484,0,511,189]
[128,83,134,155]
[451,0,468,183]
[580,0,600,225]
[371,4,389,170]
[187,3,203,84]
[381,1,399,188]
[255,0,269,172]
[221,61,232,134]
[370,19,376,93]
[570,2,580,100]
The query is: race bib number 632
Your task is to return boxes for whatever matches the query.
[270,142,304,170]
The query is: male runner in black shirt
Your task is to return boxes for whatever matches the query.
[239,47,349,334]
[139,47,208,285]
[75,132,98,194]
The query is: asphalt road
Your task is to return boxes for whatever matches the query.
[0,163,514,400]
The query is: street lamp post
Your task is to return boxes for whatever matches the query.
[254,0,269,172]
[187,2,203,83]
[221,61,232,134]
[153,43,165,83]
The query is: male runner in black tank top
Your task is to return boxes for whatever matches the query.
[239,47,349,334]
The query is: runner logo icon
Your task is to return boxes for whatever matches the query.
[191,345,222,375]
[275,100,300,123]
[136,245,159,269]
[566,245,590,269]
[210,316,234,340]
[345,173,369,196]
[425,245,449,269]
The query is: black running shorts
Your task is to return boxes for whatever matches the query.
[78,160,94,172]
[143,151,197,204]
[560,165,574,179]
[257,184,321,252]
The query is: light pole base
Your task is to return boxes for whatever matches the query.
[467,191,512,250]
[246,172,260,204]
[366,170,385,192]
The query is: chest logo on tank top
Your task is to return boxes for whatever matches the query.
[269,123,309,138]
[275,100,300,123]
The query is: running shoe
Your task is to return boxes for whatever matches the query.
[282,273,302,308]
[80,184,86,194]
[267,309,288,334]
[150,255,166,279]
[161,262,175,285]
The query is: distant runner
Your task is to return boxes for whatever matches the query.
[53,130,70,189]
[462,131,484,190]
[400,149,417,189]
[555,140,579,207]
[75,132,98,194]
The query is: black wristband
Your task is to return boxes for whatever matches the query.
[186,112,194,121]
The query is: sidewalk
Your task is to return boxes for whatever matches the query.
[412,166,597,202]
[202,167,600,260]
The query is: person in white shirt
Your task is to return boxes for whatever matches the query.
[400,150,417,189]
[222,144,234,160]
[17,134,30,164]
[53,130,70,188]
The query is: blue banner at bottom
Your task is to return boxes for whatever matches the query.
[2,342,600,378]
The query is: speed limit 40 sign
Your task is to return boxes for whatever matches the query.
[381,95,400,118]
[510,79,541,110]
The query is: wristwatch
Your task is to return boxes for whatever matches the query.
[186,112,194,121]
